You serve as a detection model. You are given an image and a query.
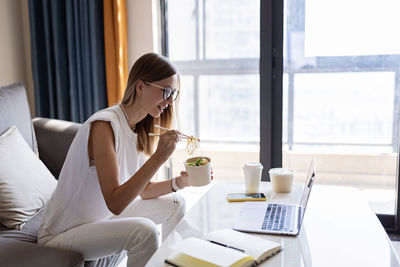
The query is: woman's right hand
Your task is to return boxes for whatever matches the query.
[153,130,181,162]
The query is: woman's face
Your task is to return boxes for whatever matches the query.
[139,74,178,118]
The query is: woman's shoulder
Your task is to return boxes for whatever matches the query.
[87,105,120,123]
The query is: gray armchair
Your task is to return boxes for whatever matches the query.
[0,83,124,267]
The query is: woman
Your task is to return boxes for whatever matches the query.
[38,53,188,266]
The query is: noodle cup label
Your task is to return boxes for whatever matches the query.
[184,156,212,187]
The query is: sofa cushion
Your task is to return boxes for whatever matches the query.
[0,82,38,154]
[0,126,57,230]
[0,208,126,267]
[0,209,44,243]
[0,236,84,267]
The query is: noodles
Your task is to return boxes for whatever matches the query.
[186,136,200,155]
[186,158,208,166]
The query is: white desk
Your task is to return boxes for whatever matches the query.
[146,181,400,267]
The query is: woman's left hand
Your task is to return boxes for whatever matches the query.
[175,171,189,189]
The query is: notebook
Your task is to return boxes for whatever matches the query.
[233,158,316,236]
[165,229,282,267]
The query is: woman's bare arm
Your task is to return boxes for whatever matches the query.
[140,171,188,199]
[90,121,177,215]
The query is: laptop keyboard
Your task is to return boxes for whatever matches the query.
[262,203,295,232]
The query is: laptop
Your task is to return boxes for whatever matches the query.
[233,158,316,236]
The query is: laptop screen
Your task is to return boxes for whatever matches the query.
[298,158,316,224]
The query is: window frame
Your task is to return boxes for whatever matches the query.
[260,0,283,179]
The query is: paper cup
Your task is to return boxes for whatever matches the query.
[243,162,263,193]
[269,168,295,193]
[184,157,212,186]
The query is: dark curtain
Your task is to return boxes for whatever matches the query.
[28,0,107,123]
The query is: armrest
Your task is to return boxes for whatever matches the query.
[32,117,81,179]
[0,237,83,267]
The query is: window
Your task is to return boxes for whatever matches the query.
[164,0,261,179]
[282,0,400,217]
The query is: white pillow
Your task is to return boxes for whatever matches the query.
[0,125,57,229]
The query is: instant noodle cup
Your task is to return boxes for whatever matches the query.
[184,156,212,186]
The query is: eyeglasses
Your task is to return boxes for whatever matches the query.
[144,81,179,102]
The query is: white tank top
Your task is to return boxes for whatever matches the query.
[38,105,147,244]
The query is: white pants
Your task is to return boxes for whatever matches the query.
[43,193,185,267]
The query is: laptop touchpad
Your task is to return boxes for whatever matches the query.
[235,202,267,228]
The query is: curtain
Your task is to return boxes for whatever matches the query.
[28,0,108,123]
[103,0,128,106]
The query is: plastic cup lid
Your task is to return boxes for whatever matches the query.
[243,162,263,169]
[268,168,294,175]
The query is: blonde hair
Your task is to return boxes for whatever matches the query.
[121,53,179,156]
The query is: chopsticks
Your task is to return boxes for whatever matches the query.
[155,125,191,138]
[149,133,165,137]
[155,125,170,131]
[150,125,200,141]
[148,133,196,140]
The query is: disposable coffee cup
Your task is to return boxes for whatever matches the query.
[243,162,263,193]
[269,168,295,193]
[184,157,212,186]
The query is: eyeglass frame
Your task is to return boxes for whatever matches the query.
[144,81,179,102]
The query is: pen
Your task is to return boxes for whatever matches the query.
[208,240,245,253]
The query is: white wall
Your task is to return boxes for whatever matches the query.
[0,0,34,115]
[126,0,160,69]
